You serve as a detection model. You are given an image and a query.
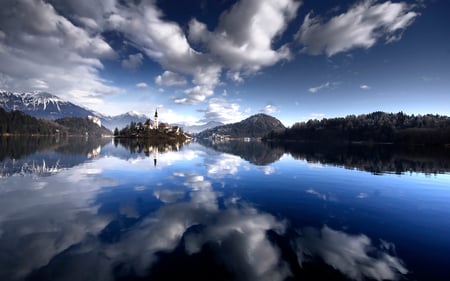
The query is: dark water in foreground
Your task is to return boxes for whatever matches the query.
[0,137,449,281]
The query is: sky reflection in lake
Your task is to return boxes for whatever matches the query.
[0,139,449,281]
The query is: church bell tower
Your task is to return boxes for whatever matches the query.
[154,109,158,129]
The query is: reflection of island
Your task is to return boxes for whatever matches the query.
[115,138,189,166]
[198,139,284,165]
[0,136,110,177]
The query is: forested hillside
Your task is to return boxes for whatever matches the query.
[197,114,285,138]
[0,108,65,135]
[266,112,450,145]
[55,117,111,137]
[0,108,111,137]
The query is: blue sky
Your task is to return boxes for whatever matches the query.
[0,0,449,126]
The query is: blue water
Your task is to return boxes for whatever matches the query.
[0,140,449,281]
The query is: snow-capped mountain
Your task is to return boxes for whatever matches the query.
[102,111,151,131]
[0,91,152,130]
[0,90,96,119]
[180,121,224,134]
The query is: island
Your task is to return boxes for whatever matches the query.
[114,109,191,143]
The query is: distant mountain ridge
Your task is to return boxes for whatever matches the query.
[197,114,285,138]
[102,111,151,131]
[0,91,266,133]
[0,91,152,130]
[178,121,224,134]
[0,90,96,119]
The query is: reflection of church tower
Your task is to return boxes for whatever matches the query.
[153,146,158,167]
[154,109,159,129]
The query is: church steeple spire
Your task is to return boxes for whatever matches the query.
[154,108,159,129]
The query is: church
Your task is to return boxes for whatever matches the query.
[144,109,159,130]
[145,109,182,135]
[154,108,159,129]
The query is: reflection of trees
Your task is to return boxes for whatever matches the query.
[200,139,450,174]
[278,142,450,174]
[0,137,110,177]
[0,136,59,161]
[116,138,187,156]
[55,137,110,156]
[199,140,284,165]
[0,136,110,161]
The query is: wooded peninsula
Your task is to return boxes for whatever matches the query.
[265,111,450,145]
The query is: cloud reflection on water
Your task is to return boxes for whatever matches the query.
[294,226,408,281]
[0,162,116,281]
[204,151,243,178]
[0,142,410,281]
[60,172,289,281]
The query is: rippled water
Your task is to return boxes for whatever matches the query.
[0,138,449,281]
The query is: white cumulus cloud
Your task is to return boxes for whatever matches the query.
[189,0,301,72]
[136,82,148,88]
[121,53,144,70]
[0,0,118,109]
[198,97,245,124]
[308,82,340,93]
[173,85,214,105]
[297,0,419,56]
[259,104,278,114]
[155,71,187,87]
[1,0,303,109]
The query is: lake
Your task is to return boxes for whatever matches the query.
[0,137,449,281]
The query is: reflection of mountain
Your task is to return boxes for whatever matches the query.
[0,137,110,177]
[0,136,59,161]
[277,142,450,174]
[201,139,450,174]
[199,140,284,165]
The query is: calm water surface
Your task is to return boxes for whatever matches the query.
[0,137,449,281]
